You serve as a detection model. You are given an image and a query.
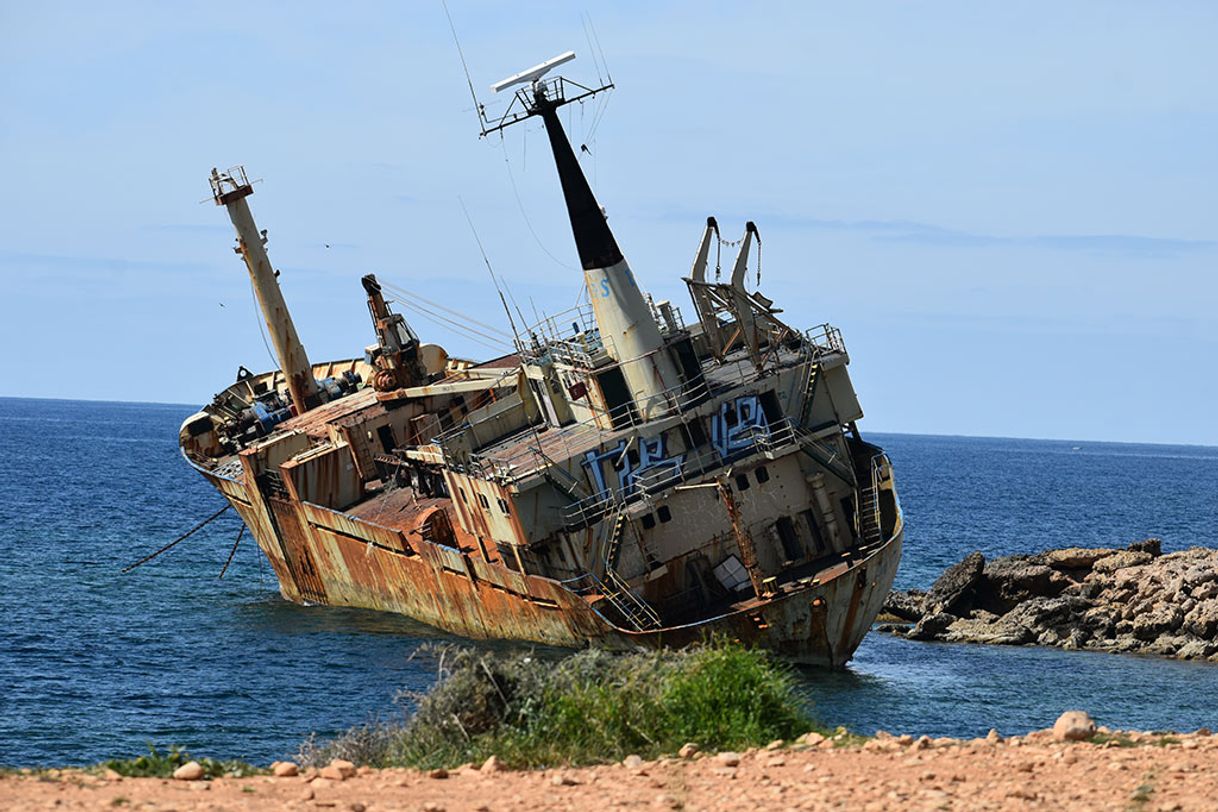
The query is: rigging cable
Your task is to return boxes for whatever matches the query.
[380,281,513,339]
[498,136,581,271]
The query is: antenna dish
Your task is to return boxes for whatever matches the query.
[491,50,576,93]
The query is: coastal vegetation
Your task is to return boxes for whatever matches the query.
[97,746,262,779]
[298,640,823,770]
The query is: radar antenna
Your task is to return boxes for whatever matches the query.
[479,50,613,137]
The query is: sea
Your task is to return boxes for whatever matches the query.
[2,396,1217,767]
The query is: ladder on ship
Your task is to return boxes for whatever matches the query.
[855,464,884,549]
[593,507,662,632]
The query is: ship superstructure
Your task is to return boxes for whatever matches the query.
[179,55,903,666]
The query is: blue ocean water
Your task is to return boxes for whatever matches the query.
[2,396,1217,766]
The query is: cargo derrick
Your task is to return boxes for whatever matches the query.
[178,55,904,667]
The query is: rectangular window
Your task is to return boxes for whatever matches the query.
[657,505,672,523]
[641,513,657,530]
[478,493,490,509]
[735,473,750,491]
[755,465,770,484]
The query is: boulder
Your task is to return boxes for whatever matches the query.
[907,612,956,641]
[943,617,1032,646]
[1052,711,1095,742]
[272,761,299,778]
[1093,550,1153,573]
[977,559,1069,613]
[173,761,205,781]
[1040,548,1116,571]
[1183,600,1218,638]
[926,552,985,614]
[1130,604,1184,641]
[1127,538,1162,556]
[882,590,927,622]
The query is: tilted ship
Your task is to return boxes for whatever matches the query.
[179,55,904,666]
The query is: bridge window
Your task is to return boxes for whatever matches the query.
[641,513,657,530]
[657,505,672,523]
[755,465,770,484]
[735,473,751,491]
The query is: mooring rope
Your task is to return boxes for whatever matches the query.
[121,504,231,573]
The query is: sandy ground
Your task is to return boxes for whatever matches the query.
[5,729,1217,811]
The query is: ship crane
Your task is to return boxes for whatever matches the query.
[210,166,322,415]
[361,273,429,392]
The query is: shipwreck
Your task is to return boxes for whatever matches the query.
[179,53,903,666]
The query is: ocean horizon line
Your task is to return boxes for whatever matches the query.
[1,394,1214,451]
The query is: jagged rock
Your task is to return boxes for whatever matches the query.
[926,552,985,614]
[1176,639,1218,660]
[943,617,1032,646]
[882,589,927,622]
[1093,550,1153,573]
[977,559,1069,614]
[881,542,1218,662]
[1127,538,1162,556]
[908,612,956,640]
[1040,548,1116,570]
[1183,600,1218,638]
[1130,604,1184,640]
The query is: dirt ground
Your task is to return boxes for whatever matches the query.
[5,729,1216,811]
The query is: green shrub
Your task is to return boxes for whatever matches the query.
[299,640,825,770]
[98,745,262,779]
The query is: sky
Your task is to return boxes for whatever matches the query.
[1,1,1215,445]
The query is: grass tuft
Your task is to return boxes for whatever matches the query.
[299,639,828,770]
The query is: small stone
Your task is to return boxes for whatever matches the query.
[677,743,699,759]
[551,773,579,786]
[622,754,645,769]
[716,752,741,767]
[800,732,826,746]
[298,787,315,802]
[656,793,683,809]
[311,777,333,789]
[765,739,785,750]
[319,765,346,782]
[895,734,914,746]
[481,755,503,773]
[350,804,367,812]
[330,759,358,779]
[173,761,205,781]
[1053,710,1097,742]
[986,728,1001,744]
[421,803,446,812]
[103,768,123,781]
[272,761,299,778]
[428,768,448,780]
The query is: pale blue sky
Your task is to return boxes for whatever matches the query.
[1,2,1215,444]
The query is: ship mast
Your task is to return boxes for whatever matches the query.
[210,167,321,415]
[484,53,682,421]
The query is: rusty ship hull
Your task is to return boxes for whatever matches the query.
[188,436,902,666]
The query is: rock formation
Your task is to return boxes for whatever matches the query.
[880,540,1218,661]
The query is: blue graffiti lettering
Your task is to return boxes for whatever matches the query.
[711,395,770,458]
[582,440,627,497]
[622,433,684,494]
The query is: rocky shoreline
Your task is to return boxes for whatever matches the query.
[881,539,1218,661]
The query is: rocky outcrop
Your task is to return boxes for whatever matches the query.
[880,541,1218,662]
